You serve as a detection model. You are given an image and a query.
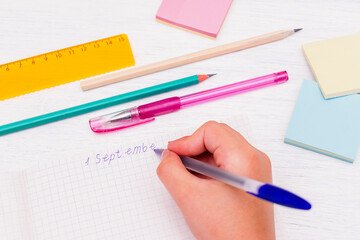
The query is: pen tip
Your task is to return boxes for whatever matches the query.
[154,148,164,155]
[207,73,217,77]
[294,28,303,33]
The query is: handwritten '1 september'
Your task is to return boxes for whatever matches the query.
[85,143,156,166]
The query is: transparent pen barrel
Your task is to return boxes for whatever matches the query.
[180,71,288,107]
[181,156,262,193]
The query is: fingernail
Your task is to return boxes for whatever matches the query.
[161,149,170,160]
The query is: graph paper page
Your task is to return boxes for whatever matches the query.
[1,116,253,239]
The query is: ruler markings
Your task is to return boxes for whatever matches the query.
[0,34,134,100]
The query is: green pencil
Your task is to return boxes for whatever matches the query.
[0,74,215,136]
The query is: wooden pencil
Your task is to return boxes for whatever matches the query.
[80,29,302,91]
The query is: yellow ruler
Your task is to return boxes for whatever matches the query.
[0,34,135,100]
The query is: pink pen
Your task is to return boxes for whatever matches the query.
[89,71,288,132]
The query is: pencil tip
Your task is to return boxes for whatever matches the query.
[294,28,303,32]
[198,74,217,82]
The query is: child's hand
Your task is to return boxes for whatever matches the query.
[157,121,275,240]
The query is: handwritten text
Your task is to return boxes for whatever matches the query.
[85,142,156,166]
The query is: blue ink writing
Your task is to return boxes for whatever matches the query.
[85,157,90,166]
[85,142,156,166]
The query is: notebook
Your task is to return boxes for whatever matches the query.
[156,0,233,39]
[302,33,360,99]
[0,116,252,239]
[284,79,360,162]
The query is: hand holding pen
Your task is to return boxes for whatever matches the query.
[155,121,310,240]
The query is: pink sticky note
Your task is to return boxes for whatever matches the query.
[156,0,233,39]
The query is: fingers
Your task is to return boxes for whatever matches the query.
[168,121,255,168]
[156,149,199,204]
[166,121,272,181]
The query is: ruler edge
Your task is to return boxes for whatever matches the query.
[0,33,135,101]
[0,33,132,68]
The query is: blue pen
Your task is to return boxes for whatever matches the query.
[154,149,311,210]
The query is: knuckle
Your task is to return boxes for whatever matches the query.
[219,122,230,128]
[247,148,272,170]
[261,151,272,169]
[203,120,220,129]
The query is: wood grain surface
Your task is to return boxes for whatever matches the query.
[0,0,359,239]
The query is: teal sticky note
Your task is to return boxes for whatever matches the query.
[284,79,360,162]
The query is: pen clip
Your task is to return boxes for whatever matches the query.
[89,107,155,133]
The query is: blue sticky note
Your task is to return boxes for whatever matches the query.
[285,79,360,162]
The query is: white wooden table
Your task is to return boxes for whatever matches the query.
[1,1,359,239]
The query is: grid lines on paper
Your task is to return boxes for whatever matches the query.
[25,136,194,240]
[6,117,249,239]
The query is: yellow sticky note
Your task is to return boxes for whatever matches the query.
[0,34,135,101]
[302,33,360,99]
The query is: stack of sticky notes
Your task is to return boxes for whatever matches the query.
[302,33,360,99]
[285,79,360,162]
[156,0,233,39]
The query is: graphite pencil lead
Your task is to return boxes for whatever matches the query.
[207,73,217,77]
[294,28,303,32]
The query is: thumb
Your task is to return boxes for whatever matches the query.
[156,149,197,202]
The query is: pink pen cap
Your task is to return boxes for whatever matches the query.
[89,97,182,132]
[89,107,155,132]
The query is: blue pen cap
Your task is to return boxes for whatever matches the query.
[249,184,312,210]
